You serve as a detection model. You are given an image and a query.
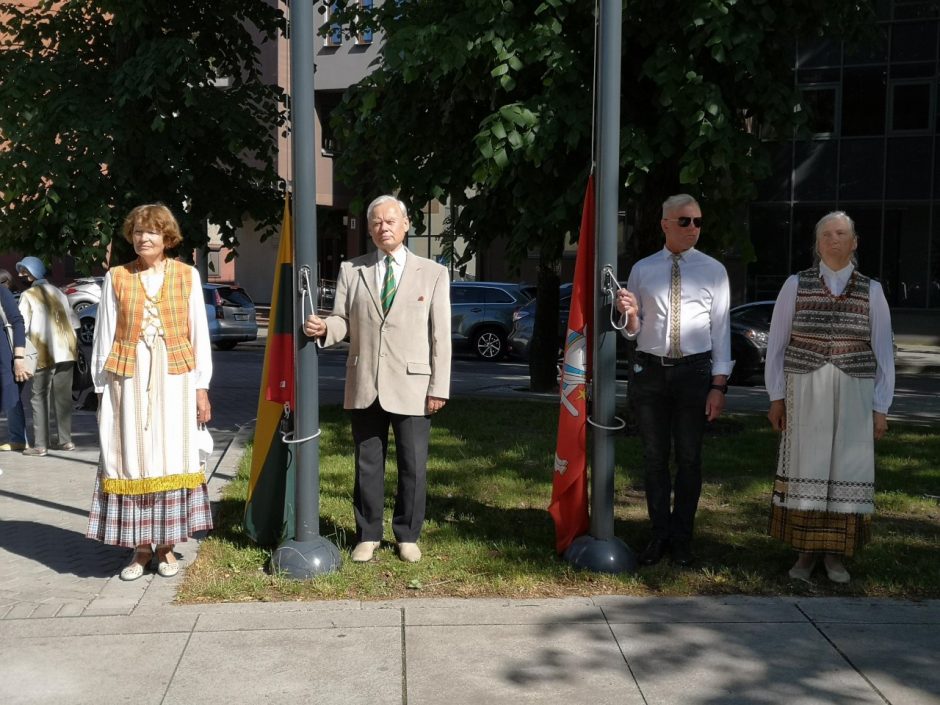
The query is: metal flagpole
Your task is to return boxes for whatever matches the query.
[565,0,636,573]
[272,0,340,578]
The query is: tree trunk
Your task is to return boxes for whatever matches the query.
[528,257,561,392]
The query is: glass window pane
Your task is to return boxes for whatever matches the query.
[845,26,888,64]
[747,204,791,300]
[801,87,837,134]
[885,137,932,199]
[797,39,840,68]
[792,205,837,272]
[891,83,932,131]
[756,142,792,201]
[794,141,838,201]
[883,205,930,307]
[840,205,883,277]
[842,68,887,136]
[483,287,513,304]
[931,206,940,307]
[840,139,885,199]
[891,21,938,62]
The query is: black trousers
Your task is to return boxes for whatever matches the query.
[631,355,712,544]
[350,400,431,543]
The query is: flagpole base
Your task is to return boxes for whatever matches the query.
[271,537,342,579]
[563,535,637,574]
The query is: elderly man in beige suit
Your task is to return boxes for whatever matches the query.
[304,195,451,563]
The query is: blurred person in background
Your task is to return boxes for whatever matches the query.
[16,256,78,457]
[0,269,30,451]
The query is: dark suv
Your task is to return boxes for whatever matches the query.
[451,282,533,359]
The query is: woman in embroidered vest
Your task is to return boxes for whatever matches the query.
[765,211,894,584]
[86,204,214,581]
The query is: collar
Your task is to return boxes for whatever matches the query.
[819,260,854,279]
[377,246,407,266]
[661,246,695,261]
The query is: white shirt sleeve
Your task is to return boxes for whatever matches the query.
[764,275,799,401]
[709,267,734,377]
[91,273,117,393]
[869,281,895,414]
[188,268,213,390]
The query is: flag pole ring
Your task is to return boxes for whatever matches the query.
[586,415,626,431]
[281,428,322,444]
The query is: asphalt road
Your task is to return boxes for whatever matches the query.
[206,345,940,431]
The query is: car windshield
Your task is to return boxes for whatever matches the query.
[732,305,773,328]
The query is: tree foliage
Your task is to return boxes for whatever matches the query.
[328,0,876,389]
[0,0,285,270]
[331,0,875,259]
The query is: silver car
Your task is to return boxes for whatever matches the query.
[61,276,103,313]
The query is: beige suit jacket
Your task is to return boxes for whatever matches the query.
[322,248,451,416]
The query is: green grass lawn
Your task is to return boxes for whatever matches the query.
[179,398,940,603]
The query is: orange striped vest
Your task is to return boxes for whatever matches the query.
[103,259,197,377]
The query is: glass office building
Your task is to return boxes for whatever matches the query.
[748,0,940,312]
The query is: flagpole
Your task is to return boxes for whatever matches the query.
[564,0,635,573]
[272,0,340,578]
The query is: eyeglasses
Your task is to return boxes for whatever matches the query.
[664,217,703,228]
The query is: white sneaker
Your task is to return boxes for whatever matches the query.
[350,541,380,562]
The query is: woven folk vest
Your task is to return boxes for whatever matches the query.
[783,267,876,378]
[102,259,196,377]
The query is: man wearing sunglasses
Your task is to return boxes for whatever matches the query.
[615,194,733,567]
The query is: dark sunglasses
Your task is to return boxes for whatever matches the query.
[665,216,703,228]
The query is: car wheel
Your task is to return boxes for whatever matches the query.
[473,328,505,360]
[73,301,92,313]
[78,317,96,346]
[214,341,238,351]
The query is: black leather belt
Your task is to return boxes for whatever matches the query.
[636,350,712,367]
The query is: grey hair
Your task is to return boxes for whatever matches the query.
[662,194,699,218]
[813,210,858,266]
[0,268,12,289]
[367,195,409,223]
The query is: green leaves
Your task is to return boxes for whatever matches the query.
[0,0,286,270]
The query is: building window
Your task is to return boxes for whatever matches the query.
[800,86,838,136]
[890,81,933,132]
[326,2,342,47]
[357,0,374,45]
[842,68,887,136]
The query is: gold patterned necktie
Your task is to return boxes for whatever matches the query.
[381,254,397,314]
[668,253,682,357]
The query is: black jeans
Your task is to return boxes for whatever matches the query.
[631,356,711,544]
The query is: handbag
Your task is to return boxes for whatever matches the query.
[0,305,39,375]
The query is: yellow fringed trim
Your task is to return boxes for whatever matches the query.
[102,472,206,496]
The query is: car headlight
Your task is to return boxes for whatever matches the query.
[744,329,769,346]
[512,309,531,322]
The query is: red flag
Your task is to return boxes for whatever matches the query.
[548,176,594,554]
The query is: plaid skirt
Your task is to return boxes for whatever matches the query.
[769,505,872,557]
[86,474,213,548]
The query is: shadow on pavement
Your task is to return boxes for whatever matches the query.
[0,519,127,578]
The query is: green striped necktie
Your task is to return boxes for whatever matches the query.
[381,254,397,314]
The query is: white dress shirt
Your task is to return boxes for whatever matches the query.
[764,261,894,413]
[621,247,733,377]
[375,246,406,291]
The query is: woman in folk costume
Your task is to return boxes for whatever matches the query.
[87,204,213,581]
[765,211,894,584]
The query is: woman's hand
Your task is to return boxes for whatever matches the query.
[768,399,786,432]
[196,389,212,425]
[12,358,30,383]
[873,411,888,440]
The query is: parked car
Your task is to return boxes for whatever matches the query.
[75,283,258,351]
[204,284,258,350]
[61,276,103,313]
[729,300,774,383]
[451,281,533,359]
[508,283,573,360]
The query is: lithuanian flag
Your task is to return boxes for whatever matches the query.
[244,194,296,545]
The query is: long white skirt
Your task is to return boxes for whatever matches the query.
[772,363,875,514]
[98,336,204,493]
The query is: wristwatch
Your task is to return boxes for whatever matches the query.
[709,383,728,394]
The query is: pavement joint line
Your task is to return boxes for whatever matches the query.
[159,616,199,705]
[400,607,408,705]
[599,604,649,705]
[794,602,893,705]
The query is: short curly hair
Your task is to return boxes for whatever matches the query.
[122,204,183,249]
